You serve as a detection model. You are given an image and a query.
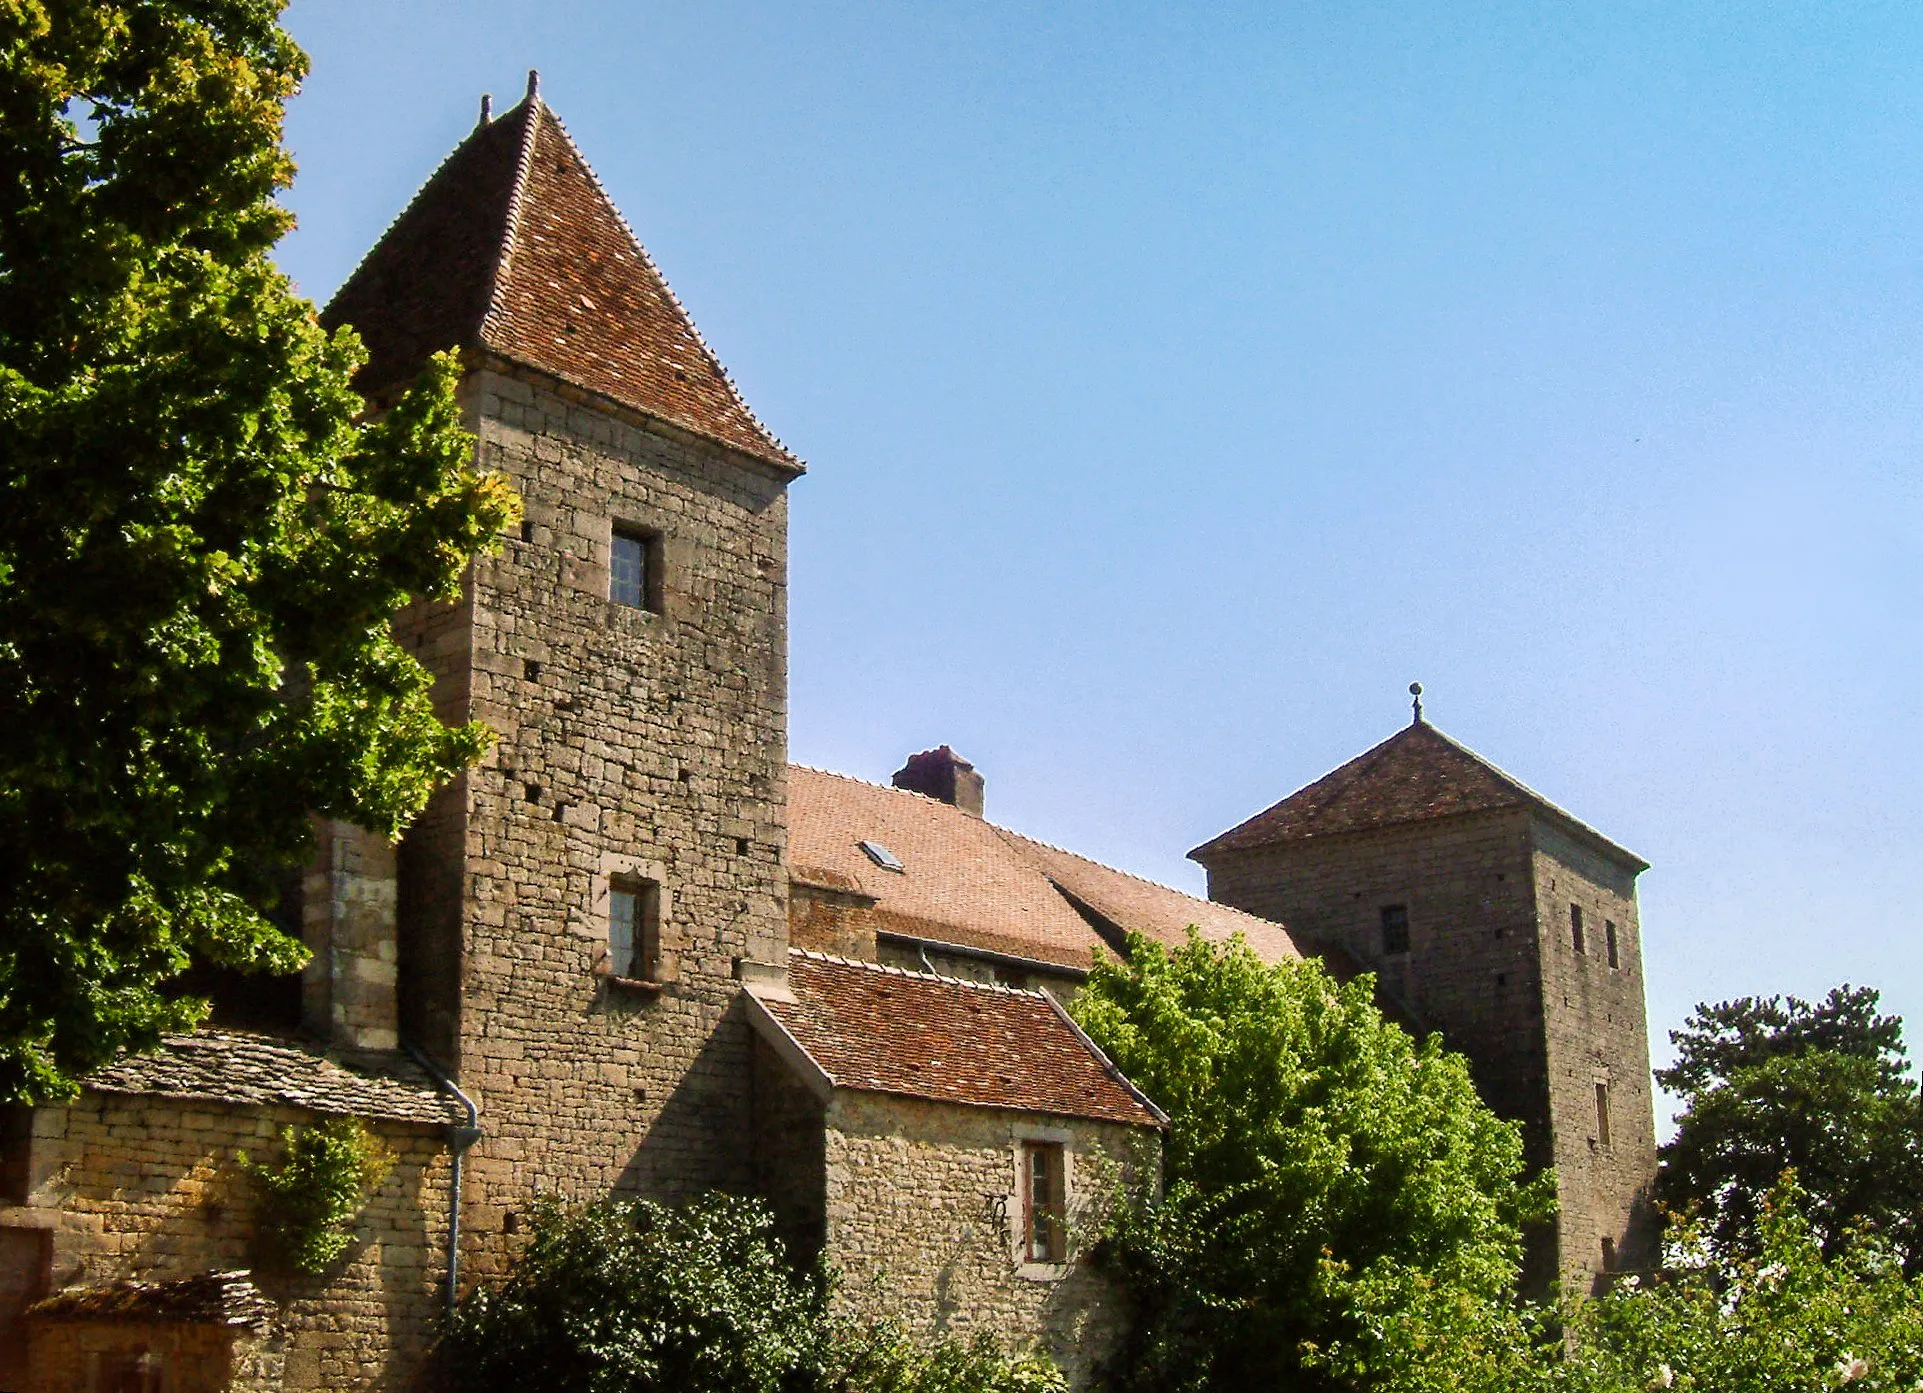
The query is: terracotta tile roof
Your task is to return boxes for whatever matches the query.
[756,951,1164,1128]
[786,765,1304,970]
[84,1031,462,1126]
[1189,721,1647,871]
[997,828,1302,963]
[322,91,800,473]
[28,1271,273,1327]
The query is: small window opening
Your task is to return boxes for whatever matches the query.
[524,783,541,804]
[609,879,662,982]
[859,840,905,873]
[524,658,542,683]
[1595,1082,1612,1148]
[1605,921,1619,969]
[611,526,662,611]
[736,837,752,857]
[1023,1141,1066,1263]
[1570,904,1586,955]
[1379,904,1410,956]
[1494,972,1507,989]
[519,517,535,544]
[1600,1236,1616,1271]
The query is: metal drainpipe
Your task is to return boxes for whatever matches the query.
[404,1040,482,1314]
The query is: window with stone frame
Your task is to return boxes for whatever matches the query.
[1570,903,1586,954]
[1605,920,1620,969]
[1022,1141,1067,1264]
[1595,1082,1612,1148]
[1379,904,1410,956]
[610,525,663,612]
[608,877,662,983]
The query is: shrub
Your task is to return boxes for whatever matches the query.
[241,1116,394,1274]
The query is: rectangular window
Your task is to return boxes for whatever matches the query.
[1595,1083,1612,1148]
[1601,1236,1616,1272]
[1570,903,1585,954]
[1605,921,1619,969]
[1023,1141,1066,1263]
[1379,904,1410,956]
[610,527,659,610]
[608,879,661,982]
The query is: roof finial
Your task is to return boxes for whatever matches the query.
[477,93,492,128]
[526,69,540,101]
[1409,681,1424,725]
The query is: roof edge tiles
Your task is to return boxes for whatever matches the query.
[1190,722,1648,873]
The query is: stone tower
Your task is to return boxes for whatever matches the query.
[1190,715,1658,1296]
[320,78,799,1283]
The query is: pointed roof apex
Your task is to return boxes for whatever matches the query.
[322,88,801,474]
[1190,721,1647,872]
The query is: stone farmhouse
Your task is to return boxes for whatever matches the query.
[0,78,1657,1392]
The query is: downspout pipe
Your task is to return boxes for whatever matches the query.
[404,1040,482,1314]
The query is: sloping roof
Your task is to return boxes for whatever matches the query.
[28,1271,273,1327]
[1190,721,1647,871]
[84,1031,462,1126]
[754,951,1163,1128]
[322,89,800,473]
[787,765,1305,970]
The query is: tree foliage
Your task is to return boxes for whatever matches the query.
[440,1192,1065,1393]
[1656,987,1923,1268]
[0,0,517,1101]
[1069,930,1554,1393]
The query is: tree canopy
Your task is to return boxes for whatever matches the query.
[0,0,517,1102]
[1656,986,1923,1269]
[1069,930,1555,1393]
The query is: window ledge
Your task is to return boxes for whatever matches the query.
[1016,1261,1069,1283]
[605,975,666,995]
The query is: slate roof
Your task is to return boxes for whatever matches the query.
[84,1031,462,1126]
[756,951,1164,1128]
[1189,721,1648,871]
[787,765,1304,971]
[28,1271,273,1327]
[322,85,800,474]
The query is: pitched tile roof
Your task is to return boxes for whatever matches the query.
[322,90,800,473]
[755,951,1164,1128]
[84,1031,462,1126]
[787,765,1305,971]
[28,1271,273,1328]
[1190,721,1647,870]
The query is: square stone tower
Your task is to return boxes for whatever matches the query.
[1191,715,1658,1297]
[321,77,800,1282]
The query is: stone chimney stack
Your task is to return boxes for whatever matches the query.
[891,746,985,818]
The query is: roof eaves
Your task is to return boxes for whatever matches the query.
[1042,990,1168,1128]
[742,989,835,1104]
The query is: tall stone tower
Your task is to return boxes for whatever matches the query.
[321,78,799,1283]
[1190,713,1658,1296]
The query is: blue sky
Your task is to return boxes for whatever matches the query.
[278,2,1923,1118]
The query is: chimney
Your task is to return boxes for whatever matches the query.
[892,746,985,818]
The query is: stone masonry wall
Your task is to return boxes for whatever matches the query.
[1529,817,1660,1287]
[401,363,792,1287]
[0,1093,448,1391]
[749,1035,827,1264]
[822,1093,1148,1390]
[303,820,401,1054]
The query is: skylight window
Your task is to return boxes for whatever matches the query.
[859,840,905,873]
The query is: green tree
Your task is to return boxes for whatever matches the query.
[1069,930,1556,1393]
[1656,987,1923,1269]
[0,0,517,1102]
[440,1192,1064,1393]
[1555,1178,1923,1393]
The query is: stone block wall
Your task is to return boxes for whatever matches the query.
[0,1093,448,1391]
[302,820,401,1054]
[821,1093,1148,1390]
[788,877,879,960]
[24,1319,282,1393]
[397,363,793,1286]
[1529,818,1659,1285]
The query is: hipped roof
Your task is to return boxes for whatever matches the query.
[321,88,800,473]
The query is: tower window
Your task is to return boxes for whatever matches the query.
[608,878,662,982]
[1023,1141,1066,1263]
[1570,904,1585,955]
[1601,1236,1616,1271]
[1379,905,1410,956]
[610,526,661,611]
[1605,921,1619,969]
[1595,1082,1612,1148]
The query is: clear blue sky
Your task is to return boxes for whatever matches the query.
[279,2,1923,1120]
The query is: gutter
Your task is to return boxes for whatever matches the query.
[404,1041,483,1313]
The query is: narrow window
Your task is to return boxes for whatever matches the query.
[1600,1236,1616,1272]
[1570,903,1585,955]
[608,879,661,982]
[1595,1083,1612,1148]
[1379,904,1410,956]
[610,527,661,611]
[1023,1141,1066,1263]
[1605,921,1619,969]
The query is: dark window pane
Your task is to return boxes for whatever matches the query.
[611,531,646,608]
[1571,903,1585,954]
[610,887,637,977]
[1605,921,1619,969]
[1380,904,1410,956]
